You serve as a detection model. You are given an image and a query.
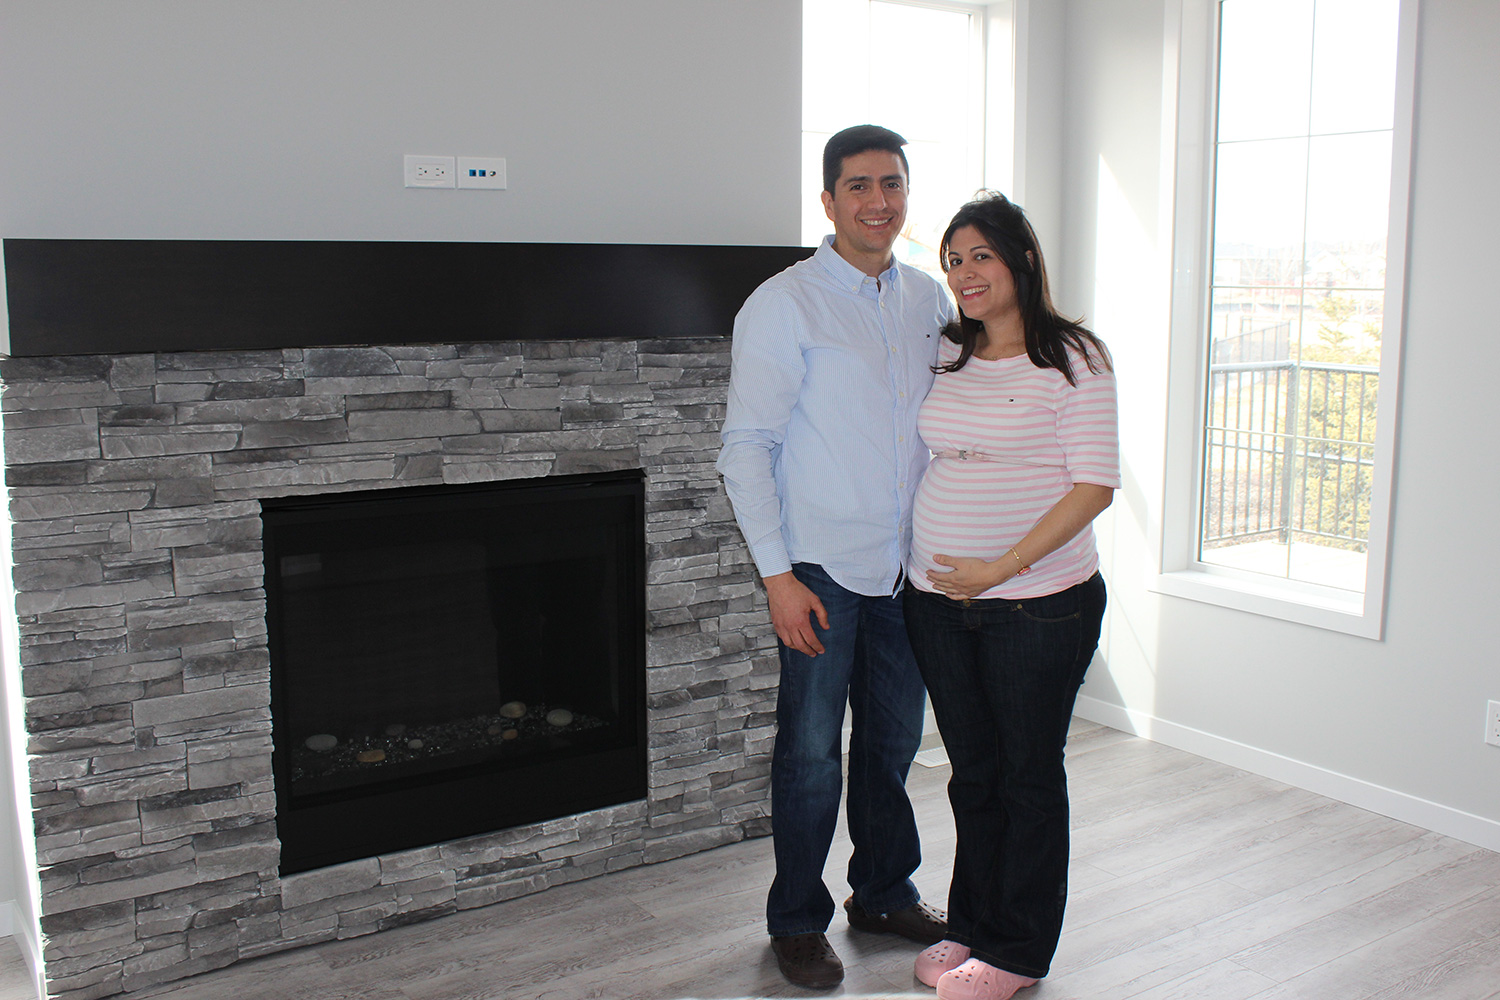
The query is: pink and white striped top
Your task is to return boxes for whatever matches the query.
[909,337,1120,600]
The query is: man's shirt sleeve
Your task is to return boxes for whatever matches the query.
[716,287,805,580]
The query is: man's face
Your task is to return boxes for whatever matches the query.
[820,149,909,273]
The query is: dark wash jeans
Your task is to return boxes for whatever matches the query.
[767,563,926,937]
[903,572,1106,978]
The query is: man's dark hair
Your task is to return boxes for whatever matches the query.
[822,124,910,193]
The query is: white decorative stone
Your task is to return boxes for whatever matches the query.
[305,734,337,752]
[407,739,424,750]
[499,701,527,719]
[546,709,573,728]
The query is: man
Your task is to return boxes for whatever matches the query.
[717,125,956,988]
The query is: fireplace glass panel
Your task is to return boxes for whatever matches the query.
[263,469,646,873]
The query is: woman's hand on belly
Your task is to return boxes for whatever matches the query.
[926,554,1008,600]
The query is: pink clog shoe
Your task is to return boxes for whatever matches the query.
[915,940,971,987]
[936,958,1039,1000]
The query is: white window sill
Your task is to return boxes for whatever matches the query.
[1151,567,1382,640]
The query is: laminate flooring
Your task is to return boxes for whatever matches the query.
[1,720,1495,1000]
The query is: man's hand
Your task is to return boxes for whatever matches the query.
[764,571,829,657]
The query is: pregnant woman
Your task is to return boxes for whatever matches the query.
[904,192,1119,1000]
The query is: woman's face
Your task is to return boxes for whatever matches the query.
[944,225,1018,327]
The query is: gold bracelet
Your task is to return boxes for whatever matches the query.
[1009,547,1031,576]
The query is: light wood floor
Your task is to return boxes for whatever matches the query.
[2,720,1497,1000]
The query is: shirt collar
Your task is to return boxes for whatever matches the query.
[814,235,899,293]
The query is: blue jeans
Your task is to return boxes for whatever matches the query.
[902,573,1106,979]
[767,563,926,936]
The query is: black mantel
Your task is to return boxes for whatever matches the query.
[1,239,812,357]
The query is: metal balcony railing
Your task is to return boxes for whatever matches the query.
[1202,359,1379,551]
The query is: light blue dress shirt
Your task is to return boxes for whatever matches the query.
[717,236,956,597]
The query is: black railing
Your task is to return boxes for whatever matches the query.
[1202,359,1378,551]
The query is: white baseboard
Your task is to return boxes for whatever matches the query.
[1073,695,1500,854]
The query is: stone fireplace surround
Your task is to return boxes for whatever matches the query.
[0,337,779,999]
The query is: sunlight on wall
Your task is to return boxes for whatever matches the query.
[1088,154,1167,721]
[0,412,44,990]
[1091,156,1157,363]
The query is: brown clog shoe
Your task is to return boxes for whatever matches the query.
[770,932,844,988]
[844,895,948,945]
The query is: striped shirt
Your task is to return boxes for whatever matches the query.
[909,337,1120,600]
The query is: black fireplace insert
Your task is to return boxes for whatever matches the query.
[263,469,647,874]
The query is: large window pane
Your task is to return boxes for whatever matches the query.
[1310,0,1399,134]
[870,3,973,141]
[1209,287,1304,366]
[1199,0,1396,592]
[1212,136,1308,279]
[1305,130,1392,270]
[1216,0,1313,142]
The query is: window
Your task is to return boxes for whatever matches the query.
[1158,0,1417,637]
[802,0,1003,280]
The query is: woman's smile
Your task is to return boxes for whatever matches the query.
[945,224,1018,327]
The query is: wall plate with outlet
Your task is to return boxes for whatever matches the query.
[1487,700,1500,748]
[404,155,455,189]
[458,157,507,190]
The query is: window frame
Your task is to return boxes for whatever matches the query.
[1154,0,1419,639]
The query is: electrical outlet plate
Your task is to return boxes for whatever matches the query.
[404,155,455,189]
[1487,700,1500,748]
[457,157,506,190]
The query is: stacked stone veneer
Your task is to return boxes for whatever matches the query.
[0,340,777,999]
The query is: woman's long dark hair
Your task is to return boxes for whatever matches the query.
[937,192,1110,385]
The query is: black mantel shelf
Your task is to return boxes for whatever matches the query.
[1,239,812,358]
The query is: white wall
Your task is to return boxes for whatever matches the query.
[1055,0,1500,848]
[1010,0,1067,254]
[0,0,802,244]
